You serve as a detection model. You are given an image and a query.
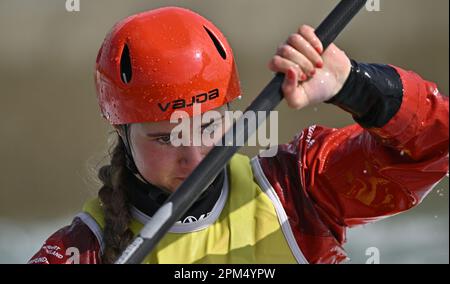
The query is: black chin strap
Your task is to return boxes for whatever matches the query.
[119,124,139,174]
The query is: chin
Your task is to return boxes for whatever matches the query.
[169,180,185,191]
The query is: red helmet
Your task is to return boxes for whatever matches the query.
[95,7,241,125]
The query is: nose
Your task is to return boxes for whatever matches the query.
[177,146,205,172]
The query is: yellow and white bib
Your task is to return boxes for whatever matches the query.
[77,154,307,264]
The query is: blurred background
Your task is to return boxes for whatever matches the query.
[0,0,448,264]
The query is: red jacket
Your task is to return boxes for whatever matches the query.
[29,66,449,264]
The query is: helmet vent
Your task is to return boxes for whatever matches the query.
[204,26,227,60]
[120,44,132,84]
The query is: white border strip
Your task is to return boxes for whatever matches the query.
[250,157,308,264]
[131,168,229,234]
[76,212,105,254]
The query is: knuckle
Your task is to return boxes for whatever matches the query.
[278,45,291,58]
[287,33,301,45]
[299,24,312,35]
[268,58,277,69]
[270,55,283,69]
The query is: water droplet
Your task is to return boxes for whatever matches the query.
[363,170,368,174]
[433,88,439,96]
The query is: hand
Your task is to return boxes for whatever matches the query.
[268,25,352,110]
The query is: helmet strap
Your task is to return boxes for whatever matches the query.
[119,125,154,187]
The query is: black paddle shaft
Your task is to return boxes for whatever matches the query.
[116,0,367,264]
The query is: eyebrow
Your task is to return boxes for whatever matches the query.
[146,115,225,138]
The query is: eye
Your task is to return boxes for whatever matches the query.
[156,136,172,145]
[202,122,220,135]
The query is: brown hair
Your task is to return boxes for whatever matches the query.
[97,135,134,264]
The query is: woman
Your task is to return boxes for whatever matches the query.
[29,7,448,264]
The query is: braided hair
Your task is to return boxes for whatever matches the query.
[97,136,134,264]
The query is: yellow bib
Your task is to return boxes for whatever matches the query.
[82,154,297,264]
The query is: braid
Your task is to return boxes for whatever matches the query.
[98,136,134,264]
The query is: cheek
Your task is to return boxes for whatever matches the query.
[132,141,175,182]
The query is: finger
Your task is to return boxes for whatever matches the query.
[298,25,324,57]
[277,44,316,77]
[282,68,309,110]
[268,55,308,81]
[282,67,298,98]
[286,33,323,70]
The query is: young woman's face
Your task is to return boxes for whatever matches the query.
[127,106,228,193]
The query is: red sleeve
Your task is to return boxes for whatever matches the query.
[28,217,101,264]
[259,66,448,263]
[301,66,448,227]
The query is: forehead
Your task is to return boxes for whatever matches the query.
[133,105,228,132]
